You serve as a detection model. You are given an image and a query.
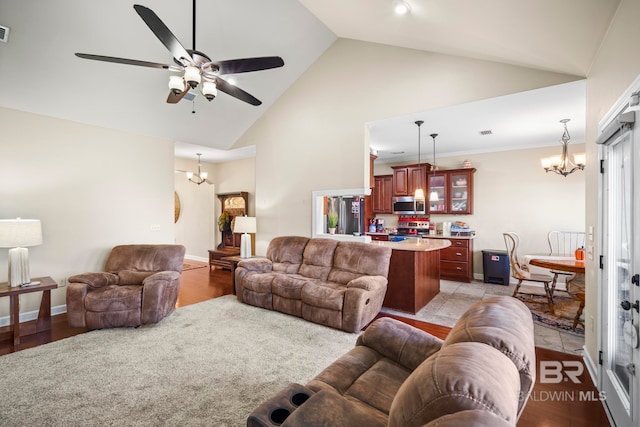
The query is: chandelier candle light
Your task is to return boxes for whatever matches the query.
[234,216,256,258]
[541,119,586,177]
[0,218,43,287]
[187,153,208,185]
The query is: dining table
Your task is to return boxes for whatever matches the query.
[528,257,586,330]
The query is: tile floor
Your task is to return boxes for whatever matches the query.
[381,279,585,355]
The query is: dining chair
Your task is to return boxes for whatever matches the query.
[503,232,555,312]
[546,230,585,296]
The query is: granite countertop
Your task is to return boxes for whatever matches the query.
[423,233,475,240]
[370,238,451,252]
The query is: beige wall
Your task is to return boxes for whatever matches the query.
[375,144,586,277]
[0,107,175,319]
[234,38,581,255]
[584,0,640,363]
[174,158,216,261]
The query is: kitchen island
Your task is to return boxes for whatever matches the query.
[371,238,451,314]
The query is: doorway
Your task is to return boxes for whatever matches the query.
[599,92,640,427]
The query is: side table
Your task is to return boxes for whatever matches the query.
[0,276,58,346]
[208,247,240,271]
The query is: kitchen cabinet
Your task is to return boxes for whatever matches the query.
[367,233,389,241]
[372,175,393,213]
[392,164,429,196]
[427,168,476,214]
[425,237,474,283]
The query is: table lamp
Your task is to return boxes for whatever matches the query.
[0,218,43,287]
[234,216,256,258]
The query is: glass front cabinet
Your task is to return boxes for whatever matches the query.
[427,168,476,215]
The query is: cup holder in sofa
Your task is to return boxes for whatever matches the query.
[247,383,315,427]
[290,392,310,407]
[269,408,291,425]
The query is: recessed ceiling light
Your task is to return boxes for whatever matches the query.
[393,0,411,15]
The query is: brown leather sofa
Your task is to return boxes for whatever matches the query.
[66,244,186,329]
[248,296,536,427]
[235,236,393,333]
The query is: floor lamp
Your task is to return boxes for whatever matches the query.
[234,216,256,258]
[0,218,43,287]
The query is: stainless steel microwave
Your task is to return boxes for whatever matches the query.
[392,196,426,215]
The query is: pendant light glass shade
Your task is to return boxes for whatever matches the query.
[414,120,425,200]
[429,133,439,202]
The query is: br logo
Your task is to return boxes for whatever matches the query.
[540,361,583,384]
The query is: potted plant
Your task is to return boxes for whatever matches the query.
[327,211,338,235]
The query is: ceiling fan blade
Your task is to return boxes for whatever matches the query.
[213,56,284,75]
[214,77,262,106]
[167,83,190,104]
[75,53,175,70]
[133,4,194,65]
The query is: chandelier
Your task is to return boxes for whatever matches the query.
[541,119,586,177]
[187,153,209,185]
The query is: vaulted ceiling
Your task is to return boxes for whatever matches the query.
[0,0,620,162]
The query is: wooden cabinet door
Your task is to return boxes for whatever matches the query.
[393,167,409,196]
[427,172,447,213]
[448,169,475,214]
[407,165,426,197]
[373,175,393,214]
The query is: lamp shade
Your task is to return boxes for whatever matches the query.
[234,216,256,234]
[0,219,43,248]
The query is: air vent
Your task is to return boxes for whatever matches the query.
[0,25,9,43]
[479,130,493,136]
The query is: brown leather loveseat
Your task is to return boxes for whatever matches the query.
[66,244,186,329]
[235,236,393,333]
[248,296,536,426]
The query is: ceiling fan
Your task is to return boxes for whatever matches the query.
[75,1,284,106]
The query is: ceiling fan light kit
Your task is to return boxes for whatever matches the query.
[74,1,284,108]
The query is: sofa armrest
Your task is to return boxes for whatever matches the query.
[66,282,89,328]
[68,272,119,288]
[357,317,443,371]
[142,270,181,284]
[140,270,181,324]
[346,275,387,291]
[238,257,273,273]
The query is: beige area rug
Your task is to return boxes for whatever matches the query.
[0,296,359,426]
[182,261,208,271]
[515,287,584,335]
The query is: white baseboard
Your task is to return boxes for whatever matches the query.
[0,304,67,327]
[185,255,208,263]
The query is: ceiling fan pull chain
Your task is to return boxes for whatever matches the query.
[192,99,196,114]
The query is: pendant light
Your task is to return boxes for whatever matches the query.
[540,118,585,177]
[414,120,425,200]
[429,133,439,202]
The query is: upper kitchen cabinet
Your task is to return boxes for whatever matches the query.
[392,164,429,196]
[372,175,393,214]
[427,168,476,214]
[370,154,377,189]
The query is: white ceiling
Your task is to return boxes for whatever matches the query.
[0,0,619,164]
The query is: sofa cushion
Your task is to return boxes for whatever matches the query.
[345,357,410,414]
[272,274,316,299]
[242,272,280,294]
[442,295,535,415]
[388,342,520,427]
[84,285,142,312]
[328,242,392,284]
[301,281,345,310]
[267,236,309,274]
[298,238,339,280]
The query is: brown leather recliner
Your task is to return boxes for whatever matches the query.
[66,244,186,329]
